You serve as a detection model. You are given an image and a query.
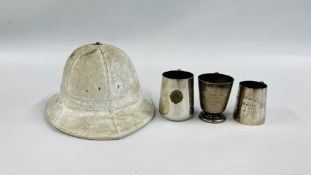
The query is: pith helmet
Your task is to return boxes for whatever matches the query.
[46,43,155,140]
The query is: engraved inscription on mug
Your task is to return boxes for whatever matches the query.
[240,97,260,120]
[203,87,227,110]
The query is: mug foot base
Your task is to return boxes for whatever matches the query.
[199,111,226,124]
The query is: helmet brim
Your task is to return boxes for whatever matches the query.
[45,93,155,140]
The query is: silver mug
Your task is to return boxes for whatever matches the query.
[198,73,234,123]
[159,70,194,121]
[233,81,267,125]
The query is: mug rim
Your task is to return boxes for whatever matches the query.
[240,81,267,89]
[198,73,234,84]
[162,70,193,80]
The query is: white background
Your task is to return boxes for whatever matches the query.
[1,0,311,174]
